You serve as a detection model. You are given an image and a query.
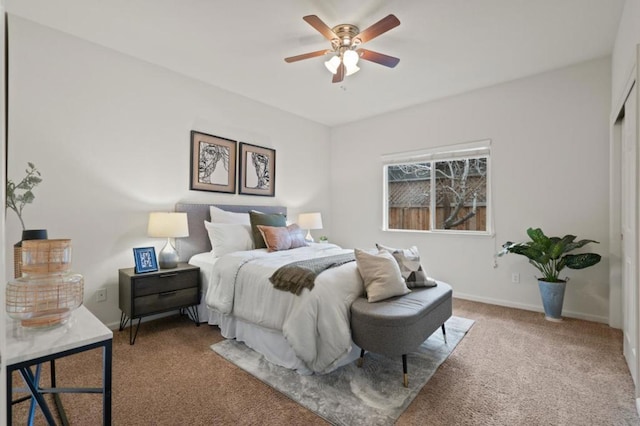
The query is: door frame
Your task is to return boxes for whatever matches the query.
[610,45,640,408]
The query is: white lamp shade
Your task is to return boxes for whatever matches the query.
[324,55,341,74]
[343,50,359,67]
[345,64,360,76]
[148,212,189,238]
[297,212,323,230]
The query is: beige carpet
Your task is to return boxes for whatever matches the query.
[10,299,640,425]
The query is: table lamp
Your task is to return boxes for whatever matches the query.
[297,212,323,243]
[148,212,189,269]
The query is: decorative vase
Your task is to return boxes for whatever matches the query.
[6,239,84,328]
[537,280,566,322]
[13,229,48,278]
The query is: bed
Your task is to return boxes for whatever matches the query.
[175,203,362,374]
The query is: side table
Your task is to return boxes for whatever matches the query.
[119,263,200,344]
[6,305,113,425]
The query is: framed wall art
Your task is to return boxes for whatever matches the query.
[238,142,276,197]
[133,247,158,273]
[190,130,237,193]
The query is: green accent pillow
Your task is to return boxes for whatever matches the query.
[249,211,287,249]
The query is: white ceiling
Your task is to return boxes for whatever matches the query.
[6,0,626,127]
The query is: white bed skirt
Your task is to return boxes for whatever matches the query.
[205,307,359,375]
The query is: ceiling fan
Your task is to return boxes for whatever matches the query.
[284,14,401,83]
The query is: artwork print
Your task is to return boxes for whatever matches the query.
[239,142,276,197]
[190,131,237,193]
[133,247,158,274]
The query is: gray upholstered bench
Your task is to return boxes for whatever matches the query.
[350,282,453,387]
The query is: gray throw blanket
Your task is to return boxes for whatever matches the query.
[270,253,356,295]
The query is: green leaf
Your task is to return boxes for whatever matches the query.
[565,253,601,270]
[565,239,599,252]
[549,240,566,259]
[21,191,35,204]
[556,258,566,272]
[527,228,548,246]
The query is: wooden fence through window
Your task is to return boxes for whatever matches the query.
[389,206,487,231]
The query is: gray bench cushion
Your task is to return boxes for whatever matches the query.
[350,282,453,357]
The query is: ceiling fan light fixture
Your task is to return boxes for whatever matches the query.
[343,49,359,67]
[324,55,341,74]
[345,63,360,76]
[285,14,400,83]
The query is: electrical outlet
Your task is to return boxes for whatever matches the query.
[96,288,107,302]
[511,273,520,284]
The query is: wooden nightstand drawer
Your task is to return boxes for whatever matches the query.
[119,263,201,344]
[134,287,199,316]
[133,269,199,297]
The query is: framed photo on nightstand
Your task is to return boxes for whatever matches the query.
[133,247,158,273]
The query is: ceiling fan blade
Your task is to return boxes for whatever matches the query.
[285,49,331,63]
[303,15,339,42]
[332,62,345,83]
[357,48,400,68]
[354,14,400,44]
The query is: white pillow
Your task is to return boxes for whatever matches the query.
[209,206,251,225]
[354,249,411,302]
[204,221,253,257]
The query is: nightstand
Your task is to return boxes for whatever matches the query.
[119,262,200,345]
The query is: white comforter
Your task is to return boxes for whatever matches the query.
[205,243,364,373]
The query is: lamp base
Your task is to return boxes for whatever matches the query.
[158,239,179,269]
[305,229,314,243]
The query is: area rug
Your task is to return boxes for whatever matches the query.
[211,316,474,426]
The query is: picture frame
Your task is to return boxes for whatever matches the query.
[238,142,276,197]
[133,247,159,274]
[190,130,237,193]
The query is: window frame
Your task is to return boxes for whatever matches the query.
[382,140,492,235]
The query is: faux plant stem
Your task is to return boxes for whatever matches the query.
[5,162,42,230]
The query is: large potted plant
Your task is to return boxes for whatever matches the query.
[498,227,601,321]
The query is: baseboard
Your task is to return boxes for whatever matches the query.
[636,397,640,417]
[454,292,609,324]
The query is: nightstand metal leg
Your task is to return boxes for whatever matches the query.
[182,306,200,325]
[130,318,141,345]
[120,312,141,345]
[119,311,129,331]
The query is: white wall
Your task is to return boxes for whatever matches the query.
[330,58,612,323]
[613,0,640,108]
[5,17,332,327]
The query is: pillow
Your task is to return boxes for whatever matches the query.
[249,211,287,249]
[376,243,437,288]
[257,224,308,252]
[287,224,308,249]
[354,248,411,302]
[209,206,251,225]
[204,221,253,257]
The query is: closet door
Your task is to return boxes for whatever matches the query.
[622,83,638,388]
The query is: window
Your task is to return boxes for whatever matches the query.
[383,140,491,234]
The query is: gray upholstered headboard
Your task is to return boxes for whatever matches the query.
[174,203,287,262]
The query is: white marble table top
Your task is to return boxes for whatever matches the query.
[6,305,113,366]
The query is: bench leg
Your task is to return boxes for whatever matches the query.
[402,354,408,387]
[442,323,447,344]
[357,349,365,368]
